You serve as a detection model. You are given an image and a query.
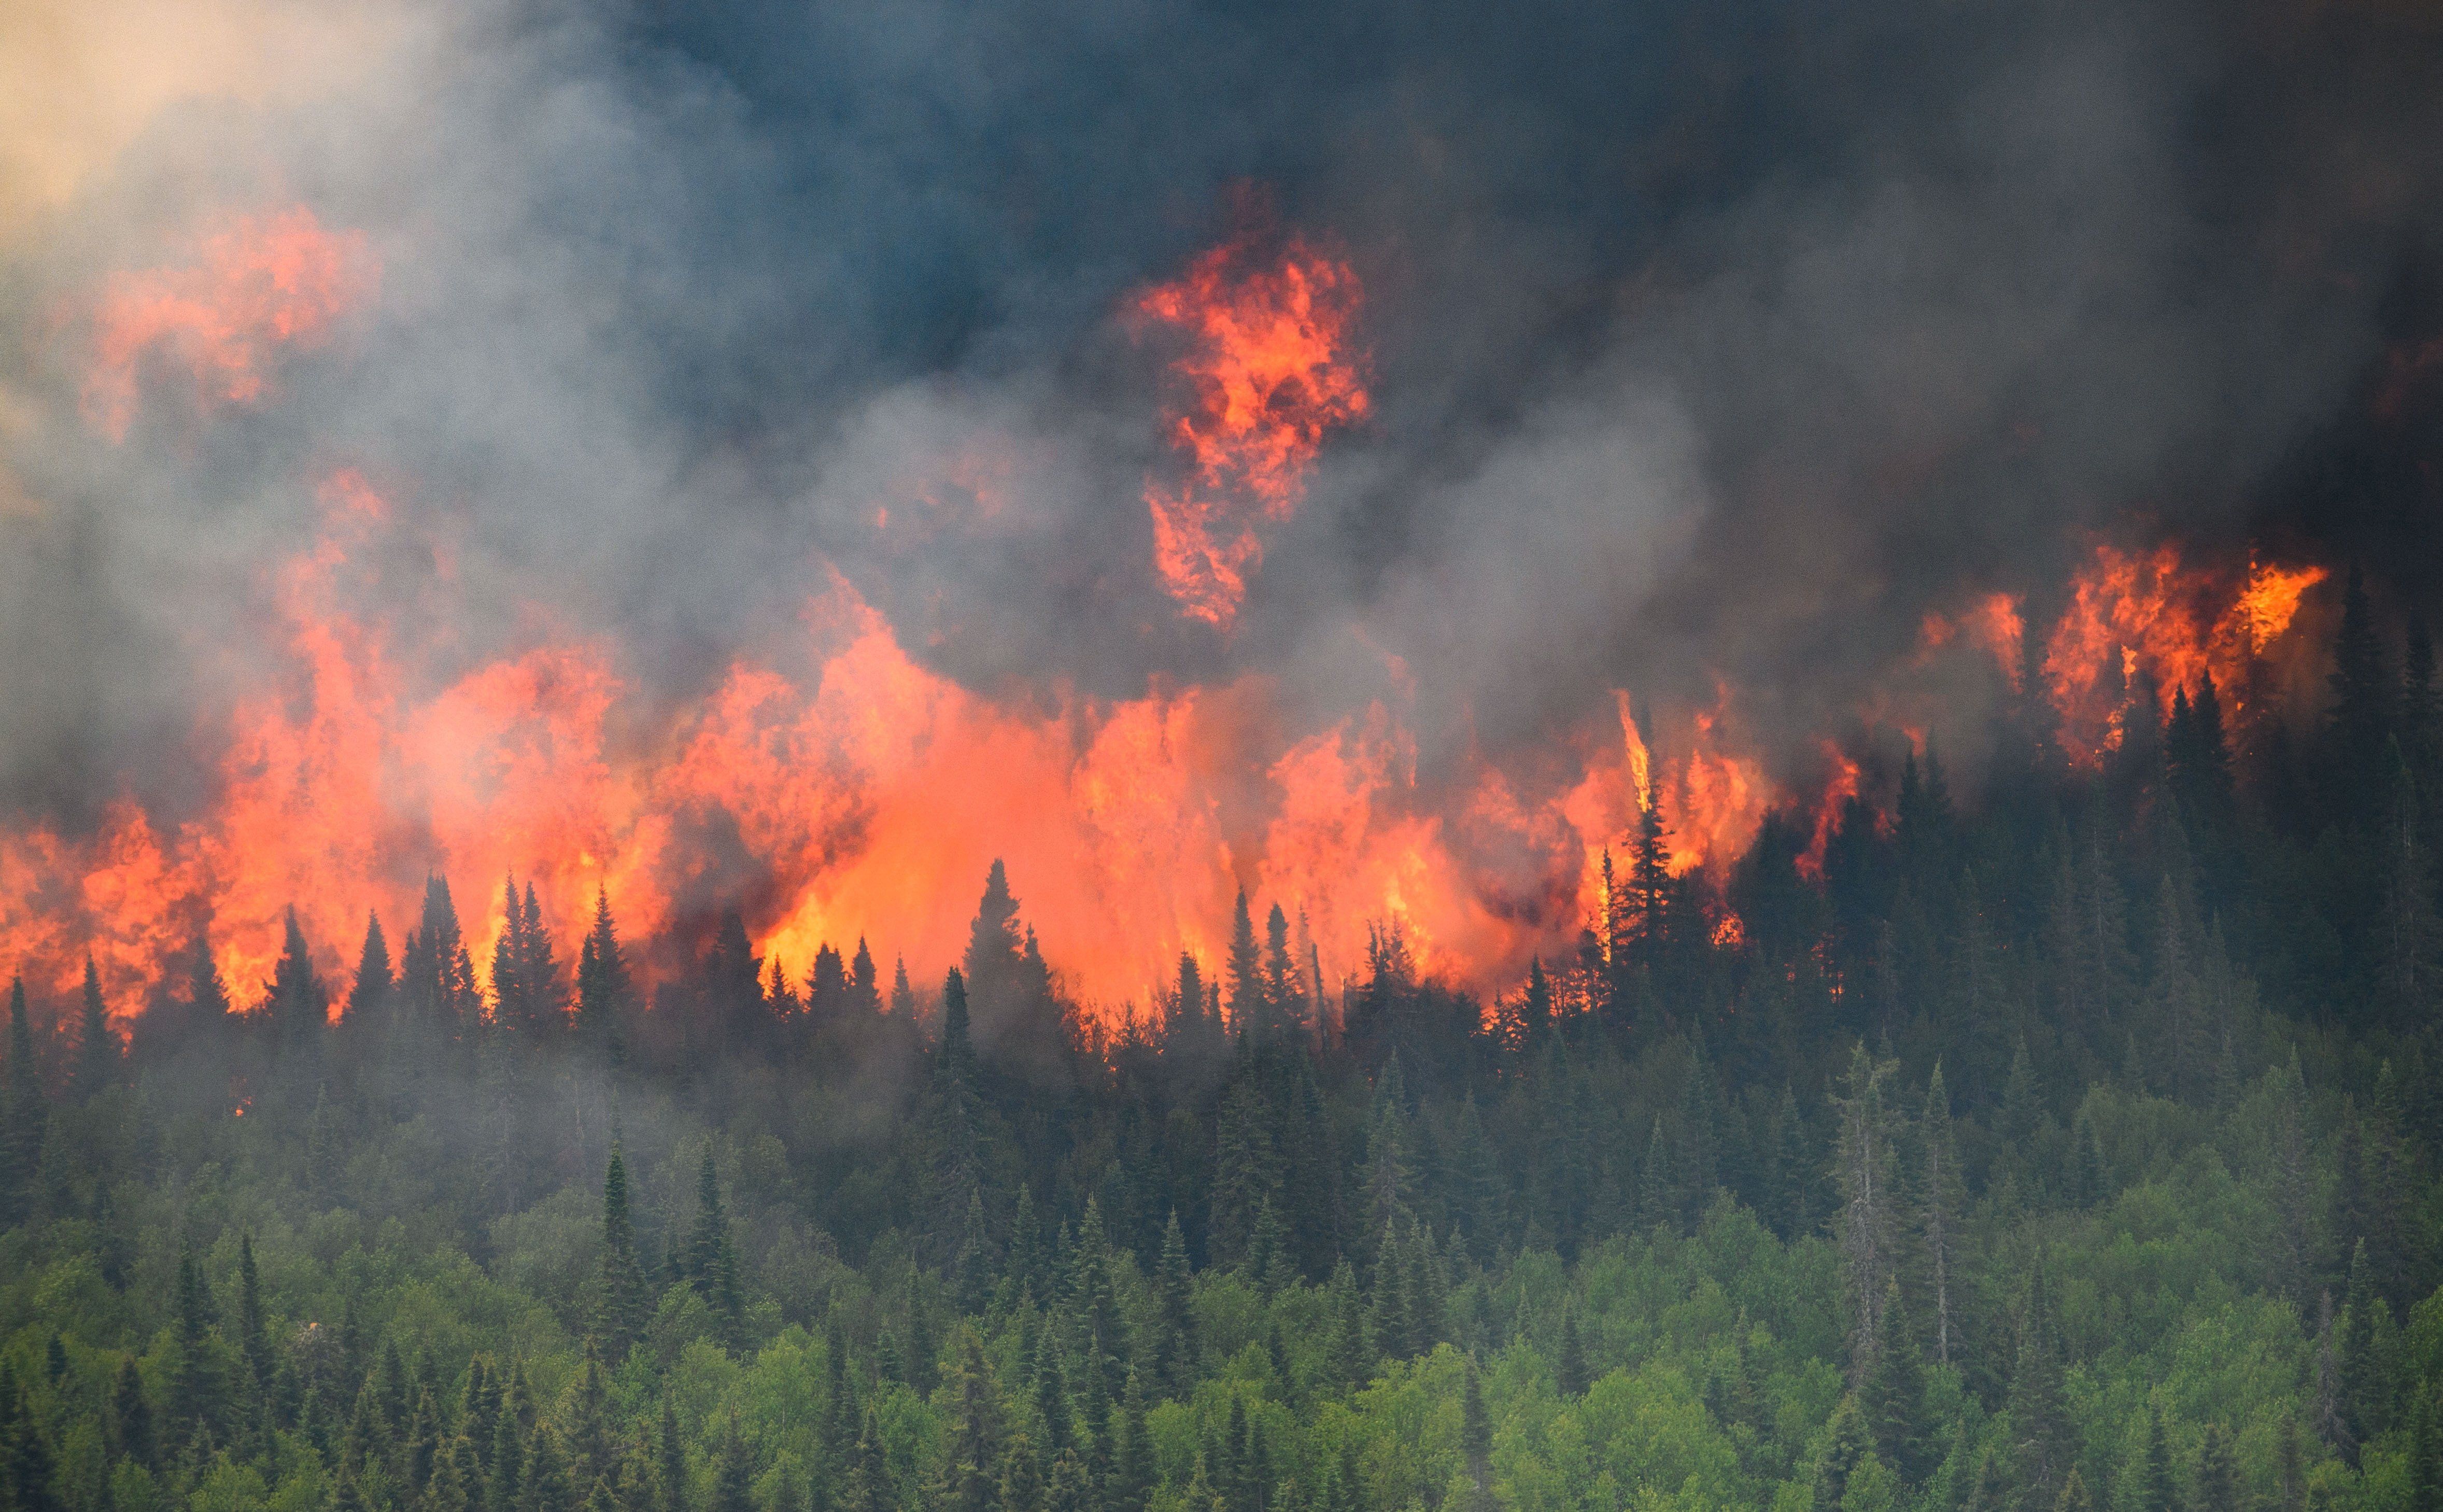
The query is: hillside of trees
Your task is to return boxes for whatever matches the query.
[2,570,2441,1512]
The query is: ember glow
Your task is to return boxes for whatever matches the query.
[1132,224,1371,627]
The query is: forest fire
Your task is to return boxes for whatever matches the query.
[0,209,2351,1033]
[80,207,378,442]
[0,454,2345,1025]
[1131,222,1370,626]
[2042,543,2327,767]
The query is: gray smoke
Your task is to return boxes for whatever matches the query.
[3,0,2439,826]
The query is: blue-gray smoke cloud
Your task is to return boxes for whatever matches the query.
[2,0,2439,819]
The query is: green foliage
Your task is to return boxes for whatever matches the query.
[0,722,2438,1512]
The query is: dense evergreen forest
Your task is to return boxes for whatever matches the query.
[3,570,2442,1512]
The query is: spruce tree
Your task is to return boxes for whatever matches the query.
[182,928,235,1044]
[112,1356,153,1467]
[70,958,116,1098]
[1214,889,1258,1039]
[1209,1076,1278,1269]
[2131,1406,2174,1512]
[346,913,394,1035]
[1831,1042,1902,1383]
[962,859,1027,1020]
[2332,564,2392,786]
[575,886,630,1064]
[1860,1278,1932,1485]
[1261,902,1301,1035]
[2,978,46,1225]
[1155,1211,1196,1394]
[997,1432,1044,1512]
[270,906,329,1057]
[2193,1425,2236,1512]
[527,1427,580,1512]
[941,1334,998,1512]
[2007,1265,2073,1510]
[593,1145,651,1362]
[405,876,481,1038]
[1626,792,1674,978]
[2407,1393,2441,1512]
[236,1234,274,1416]
[4,1379,63,1512]
[686,1148,744,1347]
[1917,1065,1964,1367]
[1557,1305,1587,1397]
[1460,1360,1492,1497]
[659,1395,686,1512]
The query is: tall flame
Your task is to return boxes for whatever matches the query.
[1132,224,1369,626]
[2042,542,2327,766]
[2,205,2355,1027]
[0,471,1592,1016]
[81,207,378,441]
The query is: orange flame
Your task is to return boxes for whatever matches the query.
[0,470,1590,1019]
[1556,688,1776,927]
[2042,542,2326,766]
[82,207,378,441]
[2234,559,2328,655]
[1132,225,1369,626]
[1792,742,1863,884]
[1918,593,2023,687]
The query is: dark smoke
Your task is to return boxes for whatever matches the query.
[3,0,2441,817]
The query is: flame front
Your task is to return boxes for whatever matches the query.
[2042,542,2327,766]
[0,204,2354,1030]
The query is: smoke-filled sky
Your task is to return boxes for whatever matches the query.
[4,0,2441,1007]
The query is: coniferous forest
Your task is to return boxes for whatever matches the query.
[4,578,2443,1512]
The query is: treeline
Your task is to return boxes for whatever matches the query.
[0,569,2439,1512]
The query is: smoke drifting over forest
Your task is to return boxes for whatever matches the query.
[4,0,2443,1005]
